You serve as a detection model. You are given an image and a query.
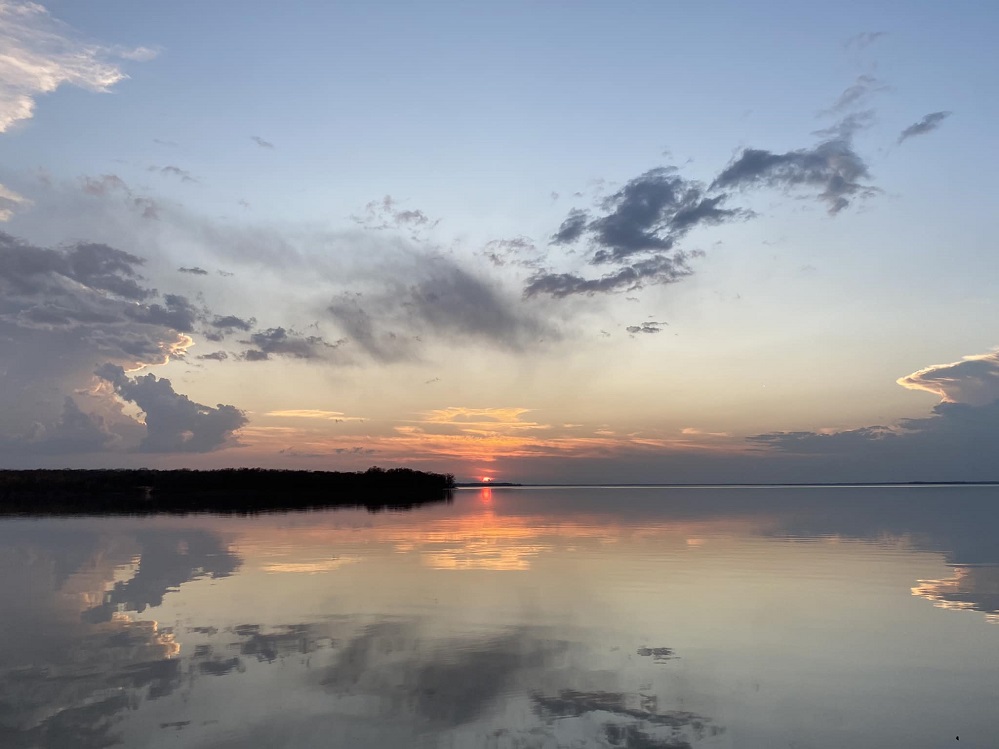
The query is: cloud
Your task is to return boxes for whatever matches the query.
[550,208,589,245]
[812,109,876,141]
[196,350,228,361]
[96,364,247,452]
[820,75,888,115]
[481,237,540,268]
[149,165,198,183]
[0,182,30,221]
[896,351,999,405]
[250,135,274,149]
[209,314,254,331]
[749,351,999,480]
[898,111,951,144]
[0,230,249,456]
[111,45,161,62]
[0,2,139,133]
[352,195,439,235]
[524,252,698,298]
[178,266,208,275]
[78,173,162,219]
[8,395,118,454]
[711,138,875,214]
[241,327,341,361]
[329,256,555,360]
[529,72,901,300]
[125,293,202,332]
[265,409,362,421]
[844,31,887,50]
[626,320,668,334]
[550,169,746,266]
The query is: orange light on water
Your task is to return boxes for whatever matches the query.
[480,487,493,501]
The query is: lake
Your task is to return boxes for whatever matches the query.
[1,485,997,748]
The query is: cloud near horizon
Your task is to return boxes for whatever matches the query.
[0,229,252,456]
[749,351,999,480]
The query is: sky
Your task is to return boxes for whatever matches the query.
[0,0,997,483]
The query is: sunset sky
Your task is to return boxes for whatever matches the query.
[1,1,997,482]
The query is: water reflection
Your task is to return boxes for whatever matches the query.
[0,486,997,747]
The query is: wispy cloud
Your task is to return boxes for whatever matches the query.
[265,409,363,422]
[819,75,887,115]
[844,31,887,50]
[250,135,274,149]
[0,1,144,133]
[898,111,952,144]
[148,165,198,183]
[0,182,30,221]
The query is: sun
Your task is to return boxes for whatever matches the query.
[480,476,493,483]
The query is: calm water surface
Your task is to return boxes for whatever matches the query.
[2,486,998,748]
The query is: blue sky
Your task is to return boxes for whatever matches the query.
[0,1,997,481]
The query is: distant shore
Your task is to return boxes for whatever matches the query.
[455,482,523,488]
[0,467,455,516]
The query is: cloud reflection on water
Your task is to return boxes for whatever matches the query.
[1,487,999,747]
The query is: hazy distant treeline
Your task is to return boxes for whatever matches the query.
[0,466,455,516]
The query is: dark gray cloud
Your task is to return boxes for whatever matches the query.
[15,397,117,454]
[711,138,875,214]
[210,314,254,331]
[529,69,934,299]
[125,294,202,333]
[551,208,589,245]
[250,135,274,149]
[178,266,208,275]
[196,350,229,361]
[328,258,554,360]
[524,252,698,298]
[551,169,746,266]
[749,353,999,481]
[528,167,744,298]
[0,233,150,302]
[626,320,668,334]
[898,111,952,144]
[0,231,250,456]
[749,399,999,481]
[240,327,341,361]
[96,364,247,452]
[587,169,745,264]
